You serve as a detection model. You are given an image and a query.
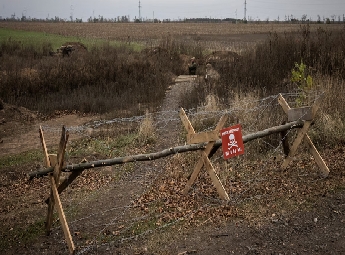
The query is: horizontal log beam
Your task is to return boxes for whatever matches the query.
[29,120,304,179]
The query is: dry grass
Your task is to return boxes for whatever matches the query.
[137,110,156,144]
[1,22,343,41]
[308,76,345,146]
[189,94,221,133]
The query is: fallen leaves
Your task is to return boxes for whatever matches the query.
[1,141,345,252]
[129,146,345,232]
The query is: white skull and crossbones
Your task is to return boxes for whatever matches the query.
[228,133,238,149]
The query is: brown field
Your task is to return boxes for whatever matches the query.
[1,22,343,39]
[1,22,344,51]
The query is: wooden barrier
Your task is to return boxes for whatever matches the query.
[30,94,329,252]
[179,108,229,200]
[29,120,306,179]
[278,94,329,177]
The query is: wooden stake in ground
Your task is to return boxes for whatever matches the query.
[41,126,75,254]
[40,126,55,235]
[278,94,329,177]
[180,108,230,200]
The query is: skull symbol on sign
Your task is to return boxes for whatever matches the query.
[228,133,238,149]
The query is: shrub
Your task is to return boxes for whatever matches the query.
[0,39,187,115]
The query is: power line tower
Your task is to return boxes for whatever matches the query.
[244,0,247,21]
[138,1,142,21]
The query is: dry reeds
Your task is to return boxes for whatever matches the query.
[137,110,156,144]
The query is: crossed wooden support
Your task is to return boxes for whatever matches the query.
[278,94,329,177]
[179,108,230,201]
[179,94,329,200]
[40,126,76,255]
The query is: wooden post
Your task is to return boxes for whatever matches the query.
[179,108,196,143]
[40,126,51,167]
[278,94,329,177]
[50,175,75,254]
[41,126,75,254]
[180,108,230,200]
[45,126,69,234]
[39,126,56,235]
[202,152,229,200]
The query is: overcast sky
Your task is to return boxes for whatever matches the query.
[0,0,344,21]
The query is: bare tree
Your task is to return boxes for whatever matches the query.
[301,14,307,23]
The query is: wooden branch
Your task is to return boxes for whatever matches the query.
[30,143,207,178]
[242,120,304,142]
[29,120,304,179]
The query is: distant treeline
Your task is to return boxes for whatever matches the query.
[1,15,344,24]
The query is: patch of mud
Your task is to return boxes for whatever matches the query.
[0,101,95,156]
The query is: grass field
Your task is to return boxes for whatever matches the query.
[0,27,143,51]
[1,22,343,51]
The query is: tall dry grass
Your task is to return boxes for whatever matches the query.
[0,39,191,115]
[137,110,156,144]
[180,25,345,150]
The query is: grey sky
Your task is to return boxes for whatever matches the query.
[0,0,344,21]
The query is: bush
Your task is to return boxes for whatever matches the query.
[179,25,345,150]
[0,39,189,115]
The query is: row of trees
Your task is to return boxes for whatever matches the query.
[87,15,130,23]
[1,13,345,24]
[249,14,345,24]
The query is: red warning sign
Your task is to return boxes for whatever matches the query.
[220,124,244,160]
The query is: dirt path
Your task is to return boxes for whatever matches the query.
[69,77,196,255]
[0,76,196,255]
